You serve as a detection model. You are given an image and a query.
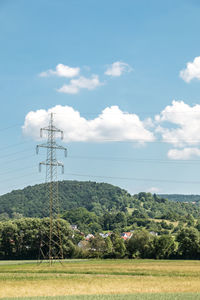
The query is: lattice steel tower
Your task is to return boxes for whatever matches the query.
[36,112,67,262]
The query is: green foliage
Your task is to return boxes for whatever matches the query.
[89,235,108,258]
[0,218,74,259]
[1,181,200,224]
[153,235,176,259]
[111,235,126,258]
[1,217,200,259]
[1,181,200,260]
[127,229,154,258]
[160,194,200,203]
[0,181,132,218]
[62,207,100,234]
[176,228,200,259]
[88,233,126,259]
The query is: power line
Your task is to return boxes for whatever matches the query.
[0,141,31,152]
[0,172,38,184]
[64,172,200,185]
[0,178,44,196]
[68,155,200,165]
[0,166,35,177]
[0,148,33,160]
[0,154,35,166]
[0,123,22,132]
[1,169,200,197]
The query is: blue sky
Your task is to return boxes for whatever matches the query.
[1,0,200,195]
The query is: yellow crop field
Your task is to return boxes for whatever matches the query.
[0,259,200,299]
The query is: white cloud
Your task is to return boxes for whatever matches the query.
[57,75,102,94]
[147,187,160,193]
[168,148,200,160]
[180,56,200,82]
[39,64,80,78]
[105,61,132,77]
[155,100,200,147]
[22,105,155,143]
[155,100,200,160]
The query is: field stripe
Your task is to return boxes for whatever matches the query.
[1,293,200,300]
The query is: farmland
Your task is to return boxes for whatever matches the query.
[0,259,200,299]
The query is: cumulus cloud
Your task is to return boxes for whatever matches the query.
[22,105,155,143]
[57,75,103,94]
[39,64,80,78]
[105,61,132,77]
[39,61,133,94]
[180,56,200,82]
[168,148,200,160]
[155,100,200,160]
[155,100,200,148]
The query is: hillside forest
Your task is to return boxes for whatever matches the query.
[0,181,200,260]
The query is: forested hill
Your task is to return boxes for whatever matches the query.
[159,194,200,203]
[0,180,131,218]
[0,180,200,220]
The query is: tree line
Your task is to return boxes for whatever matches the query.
[0,218,200,260]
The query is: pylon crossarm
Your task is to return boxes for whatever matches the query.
[41,161,64,167]
[36,144,67,152]
[41,127,63,134]
[39,161,46,172]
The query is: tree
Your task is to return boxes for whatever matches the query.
[0,213,9,221]
[127,229,154,258]
[176,228,200,259]
[62,207,101,234]
[153,235,176,259]
[0,218,75,259]
[186,214,195,227]
[103,237,113,258]
[132,209,148,219]
[101,213,114,231]
[89,235,107,258]
[0,221,18,258]
[113,237,126,258]
[196,219,200,231]
[110,233,126,258]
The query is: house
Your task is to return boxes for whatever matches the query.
[70,224,78,230]
[121,232,133,241]
[85,234,94,241]
[99,232,112,238]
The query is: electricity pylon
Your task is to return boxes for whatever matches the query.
[36,112,67,263]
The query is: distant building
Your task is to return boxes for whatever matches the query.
[78,240,89,249]
[99,232,112,238]
[85,234,94,241]
[149,231,158,236]
[121,232,133,241]
[70,224,78,230]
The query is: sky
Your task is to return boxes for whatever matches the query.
[1,0,200,195]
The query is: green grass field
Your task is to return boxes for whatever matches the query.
[0,259,200,299]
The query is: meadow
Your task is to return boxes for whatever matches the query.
[0,259,200,299]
